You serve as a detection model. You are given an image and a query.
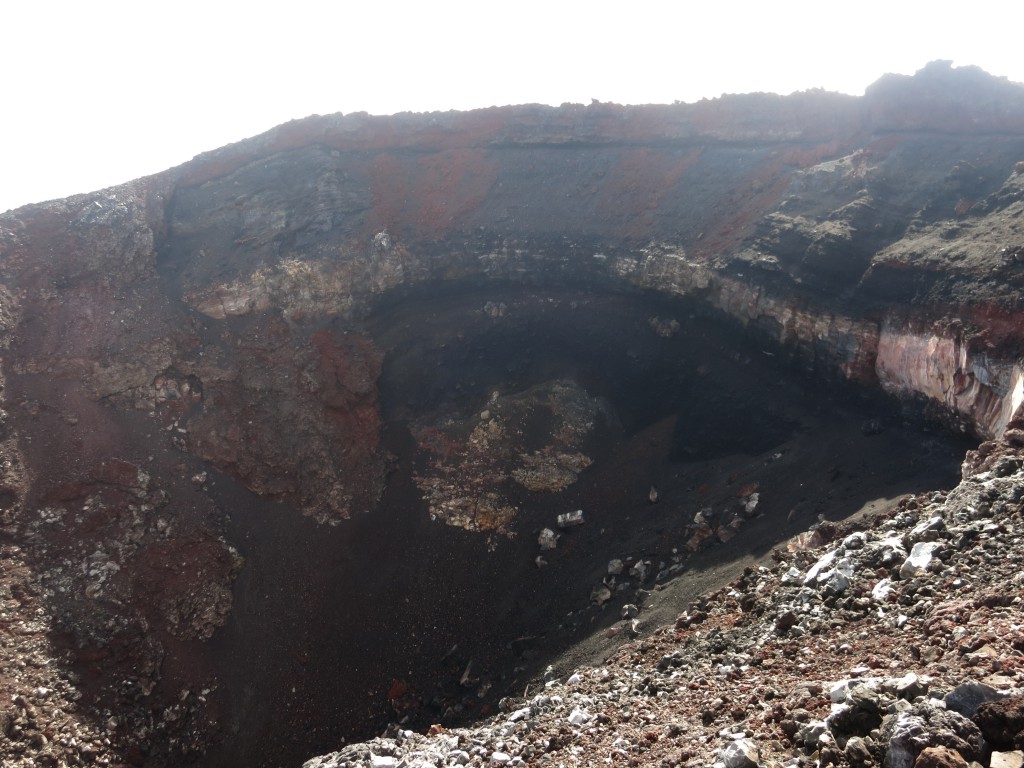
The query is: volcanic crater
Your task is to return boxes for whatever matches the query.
[199,280,972,768]
[1,61,1023,768]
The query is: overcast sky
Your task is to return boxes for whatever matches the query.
[2,0,1022,213]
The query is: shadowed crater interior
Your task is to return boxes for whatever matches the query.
[196,281,968,768]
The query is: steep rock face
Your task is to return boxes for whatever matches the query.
[0,61,1022,766]
[183,321,385,521]
[145,61,1023,439]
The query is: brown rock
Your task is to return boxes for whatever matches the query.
[914,746,969,768]
[976,697,1024,750]
[774,609,799,633]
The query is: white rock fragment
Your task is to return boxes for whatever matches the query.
[841,531,867,549]
[830,679,855,704]
[821,557,855,595]
[870,534,908,566]
[796,720,827,749]
[538,528,558,551]
[908,514,944,542]
[991,751,1024,768]
[895,672,928,700]
[899,541,940,579]
[508,707,531,723]
[720,738,760,768]
[781,566,803,585]
[557,510,585,529]
[802,549,854,594]
[804,549,838,585]
[742,493,759,514]
[871,578,892,601]
[567,708,592,726]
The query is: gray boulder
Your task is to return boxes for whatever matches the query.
[881,701,988,768]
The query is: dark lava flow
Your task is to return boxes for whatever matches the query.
[197,284,970,768]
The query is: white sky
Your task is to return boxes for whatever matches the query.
[2,0,1022,213]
